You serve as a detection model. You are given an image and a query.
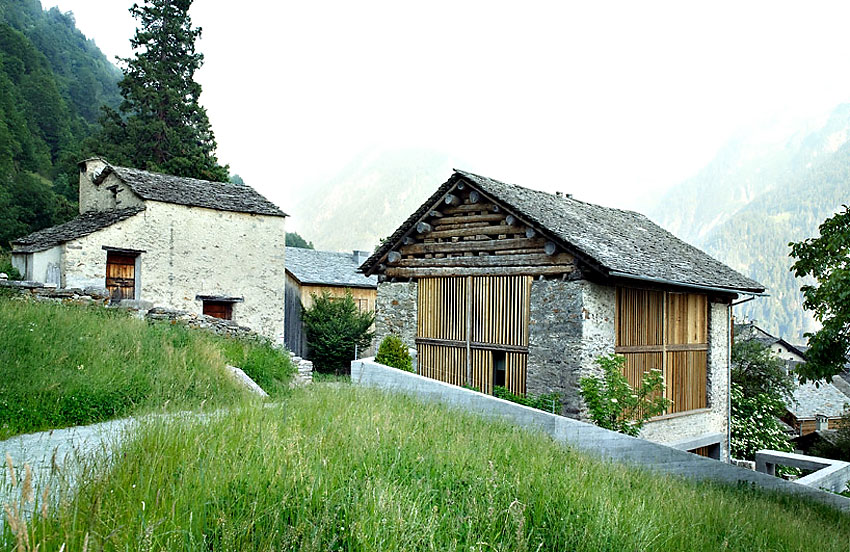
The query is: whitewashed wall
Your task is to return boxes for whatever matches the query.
[62,201,286,340]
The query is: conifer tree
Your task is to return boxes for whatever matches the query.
[94,0,228,181]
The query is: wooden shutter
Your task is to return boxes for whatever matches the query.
[416,276,530,396]
[203,301,233,320]
[616,287,708,416]
[105,252,136,301]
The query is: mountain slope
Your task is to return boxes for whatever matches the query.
[291,148,462,251]
[0,0,121,247]
[650,105,850,340]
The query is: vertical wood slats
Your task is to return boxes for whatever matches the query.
[616,287,708,415]
[416,276,530,396]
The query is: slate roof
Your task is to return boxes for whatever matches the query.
[11,207,145,253]
[362,170,765,293]
[788,381,850,419]
[286,248,377,288]
[100,164,286,217]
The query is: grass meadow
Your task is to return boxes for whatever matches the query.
[0,295,294,439]
[3,384,849,551]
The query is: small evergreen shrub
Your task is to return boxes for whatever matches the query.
[579,354,669,436]
[375,335,413,372]
[302,290,374,374]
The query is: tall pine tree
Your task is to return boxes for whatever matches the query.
[93,0,228,182]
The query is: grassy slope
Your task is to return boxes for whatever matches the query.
[0,296,294,439]
[6,385,848,551]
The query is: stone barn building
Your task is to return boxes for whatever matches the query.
[360,170,765,458]
[11,157,287,340]
[284,247,377,356]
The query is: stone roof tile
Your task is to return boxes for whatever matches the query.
[361,170,765,294]
[11,207,145,253]
[286,248,377,288]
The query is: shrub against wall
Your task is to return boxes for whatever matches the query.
[375,335,412,372]
[579,354,668,437]
[302,290,374,374]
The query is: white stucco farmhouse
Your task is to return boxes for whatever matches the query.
[10,157,287,340]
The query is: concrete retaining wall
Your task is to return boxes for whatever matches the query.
[351,357,850,512]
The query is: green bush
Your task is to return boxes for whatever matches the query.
[579,354,669,436]
[493,385,562,413]
[375,334,412,372]
[302,290,374,374]
[0,250,22,280]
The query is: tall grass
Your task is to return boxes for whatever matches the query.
[0,297,294,439]
[6,385,848,551]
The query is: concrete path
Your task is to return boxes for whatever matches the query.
[1,417,136,506]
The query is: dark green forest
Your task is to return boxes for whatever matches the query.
[0,0,121,248]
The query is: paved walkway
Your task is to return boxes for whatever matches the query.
[2,418,136,507]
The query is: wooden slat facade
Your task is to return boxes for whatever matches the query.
[416,275,531,396]
[616,287,708,415]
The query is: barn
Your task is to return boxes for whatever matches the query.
[360,170,765,457]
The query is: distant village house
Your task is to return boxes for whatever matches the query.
[11,157,287,339]
[361,170,766,459]
[284,247,377,357]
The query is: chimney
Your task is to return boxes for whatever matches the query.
[353,250,370,266]
[815,414,828,432]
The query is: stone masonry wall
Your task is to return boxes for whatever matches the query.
[527,280,584,416]
[61,200,287,341]
[527,280,615,418]
[79,159,145,213]
[373,281,418,351]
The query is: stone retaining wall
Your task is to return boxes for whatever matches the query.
[352,357,850,513]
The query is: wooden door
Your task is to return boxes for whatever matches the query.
[105,252,136,302]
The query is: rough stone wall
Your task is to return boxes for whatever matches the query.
[527,280,584,416]
[61,200,286,340]
[639,300,730,457]
[79,159,145,213]
[527,280,615,418]
[373,281,417,351]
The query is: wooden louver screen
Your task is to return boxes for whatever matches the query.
[616,287,708,415]
[416,276,531,395]
[105,252,136,302]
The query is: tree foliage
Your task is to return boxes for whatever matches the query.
[731,340,796,402]
[789,205,850,383]
[286,232,315,249]
[579,354,669,437]
[0,0,118,247]
[302,291,374,374]
[729,340,796,465]
[91,0,228,182]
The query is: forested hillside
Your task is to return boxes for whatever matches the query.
[650,105,850,341]
[0,0,121,247]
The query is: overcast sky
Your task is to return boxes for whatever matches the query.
[50,0,850,215]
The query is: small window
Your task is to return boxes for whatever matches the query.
[493,351,506,388]
[203,300,233,320]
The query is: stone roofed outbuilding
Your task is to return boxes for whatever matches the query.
[284,248,377,357]
[11,157,287,340]
[363,169,766,461]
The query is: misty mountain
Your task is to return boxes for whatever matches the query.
[649,104,850,341]
[291,148,462,252]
